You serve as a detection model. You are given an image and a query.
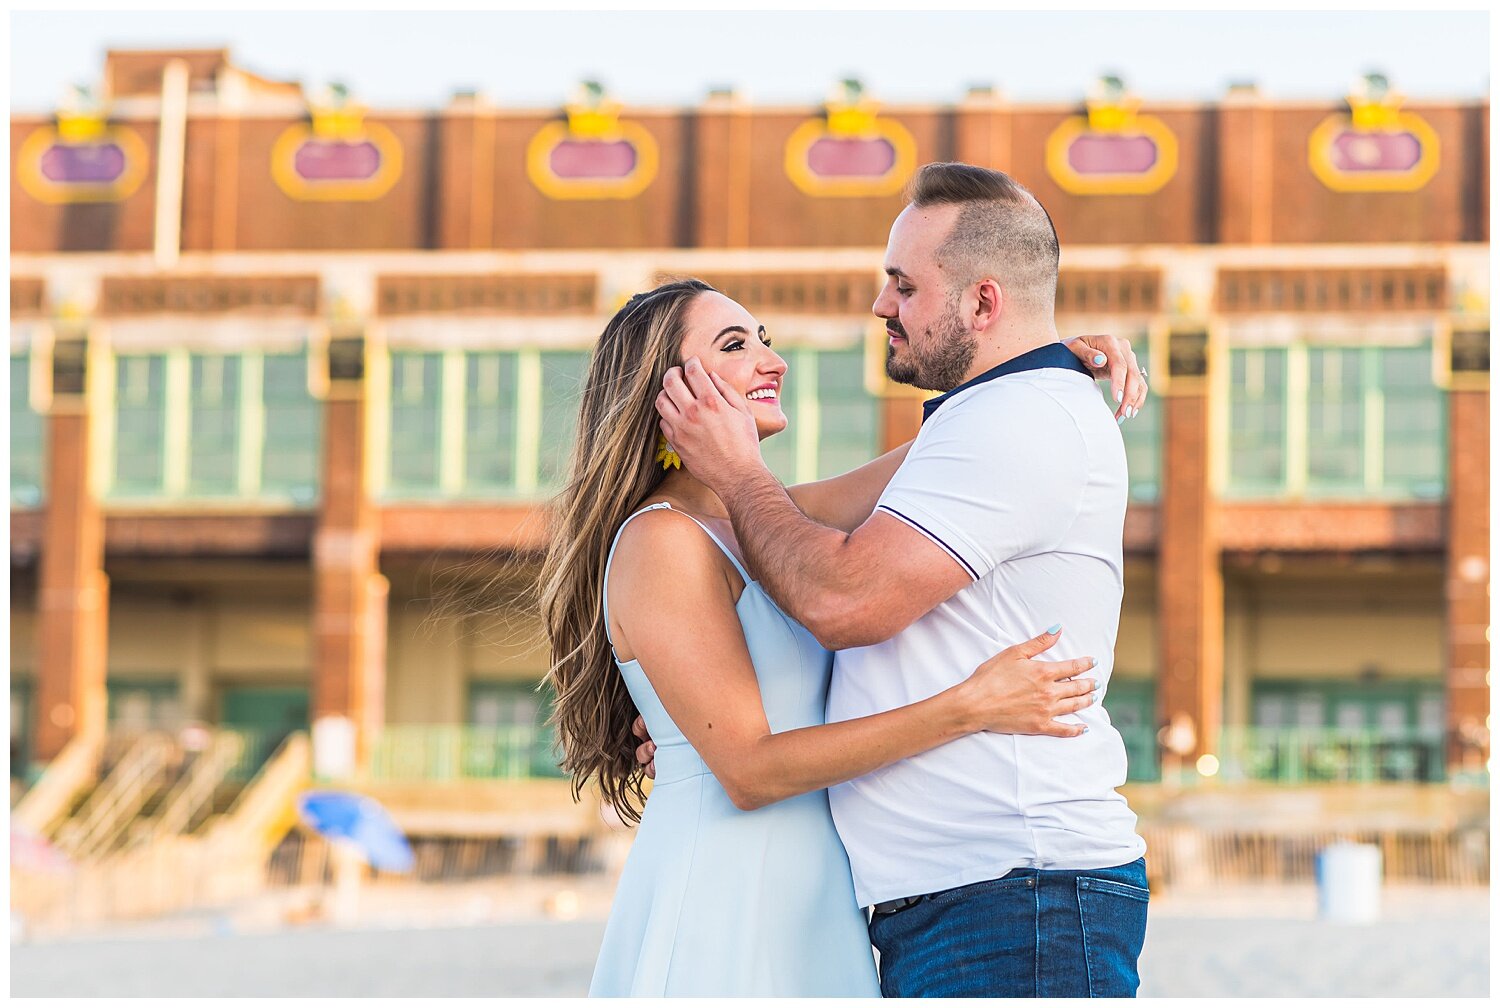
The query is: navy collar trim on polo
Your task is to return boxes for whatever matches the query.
[921,341,1090,424]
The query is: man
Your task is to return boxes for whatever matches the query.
[653,162,1150,997]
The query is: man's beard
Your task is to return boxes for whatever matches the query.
[884,301,979,392]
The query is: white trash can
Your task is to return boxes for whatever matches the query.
[1316,842,1382,923]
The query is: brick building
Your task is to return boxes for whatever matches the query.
[10,50,1490,790]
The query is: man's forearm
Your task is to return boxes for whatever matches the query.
[718,463,859,640]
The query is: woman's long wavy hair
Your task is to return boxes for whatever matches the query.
[539,278,717,825]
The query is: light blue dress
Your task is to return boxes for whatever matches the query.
[589,502,881,997]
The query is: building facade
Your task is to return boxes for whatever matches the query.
[10,50,1490,787]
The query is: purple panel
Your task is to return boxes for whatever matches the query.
[39,142,127,184]
[549,139,637,180]
[805,137,896,178]
[293,140,382,181]
[1328,130,1422,173]
[1066,134,1159,175]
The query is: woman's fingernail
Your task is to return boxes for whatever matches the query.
[1117,415,1126,425]
[1093,353,1107,366]
[1046,623,1062,635]
[1116,390,1124,402]
[1089,657,1098,668]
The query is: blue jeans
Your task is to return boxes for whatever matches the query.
[868,857,1149,998]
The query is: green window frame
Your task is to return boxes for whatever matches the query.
[186,353,242,496]
[1096,339,1161,502]
[1227,347,1289,496]
[463,351,522,493]
[377,344,880,500]
[535,351,591,491]
[1378,345,1446,499]
[1305,347,1366,496]
[1227,341,1445,501]
[261,351,321,504]
[11,354,45,507]
[108,349,319,504]
[111,353,170,496]
[814,347,880,480]
[383,347,592,501]
[1250,679,1444,735]
[387,350,445,494]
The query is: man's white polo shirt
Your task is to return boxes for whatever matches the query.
[827,342,1147,909]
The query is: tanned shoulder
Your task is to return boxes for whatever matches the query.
[606,507,743,661]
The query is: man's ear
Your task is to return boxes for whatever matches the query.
[973,278,1003,333]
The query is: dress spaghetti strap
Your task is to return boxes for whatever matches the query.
[602,501,752,647]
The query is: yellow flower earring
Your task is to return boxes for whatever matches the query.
[655,434,682,470]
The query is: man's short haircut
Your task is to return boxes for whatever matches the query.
[907,162,1060,314]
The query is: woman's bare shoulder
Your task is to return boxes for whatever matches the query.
[608,502,744,602]
[607,503,740,658]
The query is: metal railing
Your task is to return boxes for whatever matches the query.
[1218,727,1449,784]
[1118,726,1454,785]
[366,725,566,782]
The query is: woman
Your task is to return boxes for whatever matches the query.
[540,279,1120,996]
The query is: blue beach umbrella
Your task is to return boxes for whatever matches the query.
[296,790,415,873]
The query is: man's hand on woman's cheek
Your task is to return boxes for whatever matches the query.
[655,357,764,486]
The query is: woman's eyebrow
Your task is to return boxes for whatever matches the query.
[716,326,748,339]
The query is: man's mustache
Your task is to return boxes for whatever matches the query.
[887,321,908,339]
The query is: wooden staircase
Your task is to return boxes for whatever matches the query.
[11,729,311,934]
[53,732,177,861]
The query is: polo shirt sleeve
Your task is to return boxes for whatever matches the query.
[875,384,1089,581]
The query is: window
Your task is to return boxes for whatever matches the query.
[464,352,521,492]
[187,353,241,496]
[1226,341,1443,500]
[387,350,444,493]
[112,354,169,495]
[1250,679,1444,736]
[536,351,591,490]
[110,350,319,503]
[1305,348,1364,495]
[1227,348,1288,495]
[11,354,44,506]
[384,347,592,500]
[261,352,320,504]
[378,344,879,499]
[814,347,879,480]
[1379,346,1446,498]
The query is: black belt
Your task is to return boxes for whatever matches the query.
[871,872,1040,916]
[870,894,924,916]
